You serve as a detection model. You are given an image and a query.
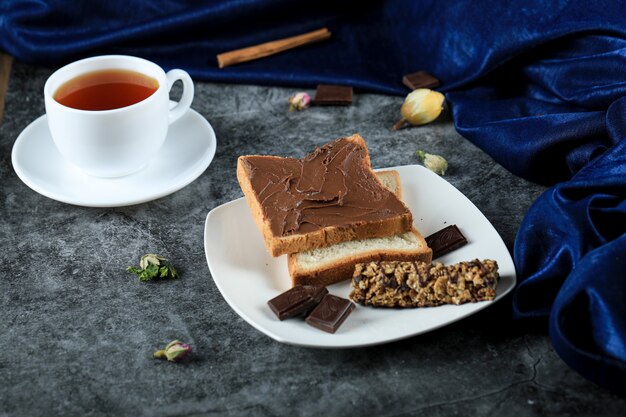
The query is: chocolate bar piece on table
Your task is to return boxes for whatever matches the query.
[314,84,353,105]
[402,71,440,90]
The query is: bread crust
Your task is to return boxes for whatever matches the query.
[287,229,433,287]
[237,134,413,257]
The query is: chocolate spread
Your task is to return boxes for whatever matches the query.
[241,137,411,237]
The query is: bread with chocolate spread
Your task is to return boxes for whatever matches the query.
[287,170,432,286]
[237,134,413,257]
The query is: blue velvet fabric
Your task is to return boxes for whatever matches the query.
[514,99,626,391]
[1,0,625,392]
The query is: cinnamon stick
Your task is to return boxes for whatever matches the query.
[217,28,331,68]
[0,52,13,126]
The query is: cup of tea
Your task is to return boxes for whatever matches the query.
[44,55,194,178]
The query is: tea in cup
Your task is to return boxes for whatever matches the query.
[44,55,194,178]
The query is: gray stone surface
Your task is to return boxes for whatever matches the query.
[1,61,623,416]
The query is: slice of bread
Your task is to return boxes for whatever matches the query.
[287,170,432,287]
[374,170,402,200]
[237,134,413,257]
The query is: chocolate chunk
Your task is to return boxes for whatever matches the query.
[268,285,328,320]
[425,225,468,259]
[305,294,355,333]
[314,84,353,105]
[402,71,440,90]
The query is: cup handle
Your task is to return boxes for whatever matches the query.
[166,69,194,124]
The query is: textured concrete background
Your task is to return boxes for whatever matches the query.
[1,62,624,416]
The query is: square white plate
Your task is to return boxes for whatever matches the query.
[204,164,516,348]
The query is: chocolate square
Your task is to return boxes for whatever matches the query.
[268,285,328,320]
[425,224,468,259]
[305,294,355,333]
[314,84,353,105]
[402,71,440,90]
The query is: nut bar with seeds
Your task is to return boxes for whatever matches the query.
[349,259,499,307]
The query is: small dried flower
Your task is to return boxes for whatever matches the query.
[127,254,179,282]
[393,89,445,130]
[154,340,192,362]
[140,254,163,269]
[416,150,448,175]
[288,92,311,111]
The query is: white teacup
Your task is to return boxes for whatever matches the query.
[44,55,194,178]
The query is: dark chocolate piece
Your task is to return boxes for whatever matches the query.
[268,286,328,320]
[402,71,440,90]
[314,84,353,105]
[305,294,355,333]
[425,225,468,259]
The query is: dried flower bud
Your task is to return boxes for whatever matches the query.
[154,340,192,362]
[288,92,311,111]
[393,89,445,130]
[416,150,448,176]
[128,253,179,282]
[140,254,164,269]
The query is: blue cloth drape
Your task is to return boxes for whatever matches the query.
[1,0,625,393]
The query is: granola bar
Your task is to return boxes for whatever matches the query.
[349,259,499,308]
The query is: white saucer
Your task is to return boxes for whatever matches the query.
[11,107,216,207]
